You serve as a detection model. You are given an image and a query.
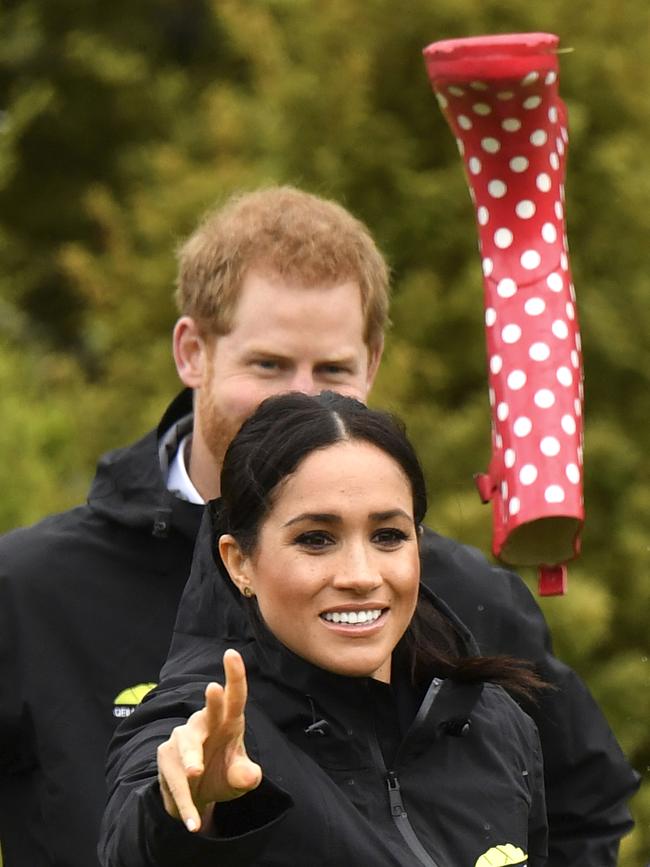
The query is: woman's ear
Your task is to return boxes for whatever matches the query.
[219,534,255,597]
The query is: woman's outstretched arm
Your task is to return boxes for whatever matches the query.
[99,650,292,867]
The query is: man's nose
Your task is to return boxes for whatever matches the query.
[289,368,319,395]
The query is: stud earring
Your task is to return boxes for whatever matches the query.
[242,586,254,598]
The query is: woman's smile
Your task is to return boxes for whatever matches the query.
[320,607,385,625]
[319,607,389,637]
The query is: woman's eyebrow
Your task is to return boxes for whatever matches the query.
[369,509,412,522]
[283,513,341,528]
[283,509,412,528]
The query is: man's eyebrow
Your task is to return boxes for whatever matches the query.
[243,349,287,360]
[315,354,358,365]
[283,513,341,528]
[243,346,358,365]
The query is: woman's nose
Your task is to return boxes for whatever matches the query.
[332,544,382,593]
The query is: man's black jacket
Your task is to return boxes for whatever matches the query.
[0,392,202,866]
[0,390,640,866]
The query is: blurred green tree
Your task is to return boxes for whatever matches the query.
[1,1,648,864]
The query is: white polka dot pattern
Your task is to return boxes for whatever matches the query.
[423,33,584,584]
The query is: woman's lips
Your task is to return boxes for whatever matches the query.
[319,607,388,633]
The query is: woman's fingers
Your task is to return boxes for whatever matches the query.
[157,738,202,832]
[222,648,248,722]
[211,652,260,792]
[226,755,262,792]
[202,680,226,732]
[157,691,221,831]
[177,693,222,772]
[156,651,258,833]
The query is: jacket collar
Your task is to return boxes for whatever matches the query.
[236,574,485,748]
[87,389,202,540]
[240,611,484,763]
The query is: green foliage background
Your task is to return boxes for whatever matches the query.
[1,1,648,863]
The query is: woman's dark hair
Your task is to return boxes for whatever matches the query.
[217,391,544,700]
[219,390,427,552]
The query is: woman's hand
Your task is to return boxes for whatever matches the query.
[157,649,262,833]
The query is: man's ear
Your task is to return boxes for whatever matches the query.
[365,335,384,392]
[173,316,210,389]
[218,534,254,597]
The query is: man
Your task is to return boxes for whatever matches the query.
[0,186,639,867]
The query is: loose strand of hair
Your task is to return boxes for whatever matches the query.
[406,593,547,703]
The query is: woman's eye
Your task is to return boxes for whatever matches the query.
[372,528,410,548]
[294,531,335,549]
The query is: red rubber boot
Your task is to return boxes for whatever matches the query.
[423,33,584,595]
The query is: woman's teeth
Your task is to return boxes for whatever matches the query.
[321,609,383,625]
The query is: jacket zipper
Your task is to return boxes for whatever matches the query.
[385,770,443,867]
[365,681,443,867]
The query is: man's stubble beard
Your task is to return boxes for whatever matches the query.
[194,376,243,481]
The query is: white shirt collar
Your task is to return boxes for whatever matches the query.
[166,434,205,505]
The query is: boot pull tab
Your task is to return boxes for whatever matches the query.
[538,563,567,596]
[474,449,503,503]
[474,472,496,504]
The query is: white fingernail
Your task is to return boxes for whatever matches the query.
[186,817,197,832]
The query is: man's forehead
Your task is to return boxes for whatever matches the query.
[238,265,363,302]
[225,271,367,340]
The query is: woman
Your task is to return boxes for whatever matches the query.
[100,392,547,867]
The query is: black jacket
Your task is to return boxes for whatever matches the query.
[100,524,548,866]
[0,391,639,866]
[0,392,203,867]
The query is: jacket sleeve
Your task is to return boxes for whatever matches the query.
[98,681,291,867]
[418,529,640,867]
